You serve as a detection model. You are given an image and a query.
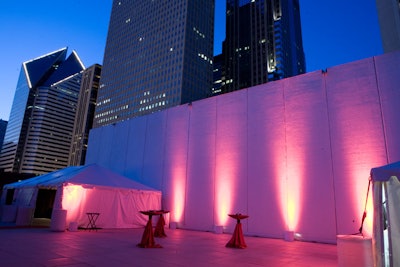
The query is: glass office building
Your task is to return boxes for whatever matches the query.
[69,64,102,166]
[94,0,215,127]
[0,119,7,152]
[221,0,305,93]
[376,0,400,53]
[0,48,84,174]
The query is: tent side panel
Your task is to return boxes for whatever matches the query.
[15,188,37,207]
[63,186,161,228]
[372,181,385,267]
[387,177,400,267]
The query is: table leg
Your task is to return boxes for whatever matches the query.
[154,214,167,238]
[137,215,162,248]
[226,222,247,248]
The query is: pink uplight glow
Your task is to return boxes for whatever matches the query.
[171,167,186,223]
[335,114,381,237]
[337,132,378,237]
[348,167,375,237]
[62,184,86,221]
[215,159,235,226]
[285,159,303,231]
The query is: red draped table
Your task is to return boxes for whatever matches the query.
[226,213,249,249]
[137,210,163,248]
[154,210,169,238]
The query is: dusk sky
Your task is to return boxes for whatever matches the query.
[0,0,382,121]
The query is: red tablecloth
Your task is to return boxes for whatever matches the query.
[137,210,163,248]
[154,210,170,238]
[226,214,249,249]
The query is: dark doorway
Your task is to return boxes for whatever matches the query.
[5,189,15,205]
[34,189,57,218]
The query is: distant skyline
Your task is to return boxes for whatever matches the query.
[0,0,383,121]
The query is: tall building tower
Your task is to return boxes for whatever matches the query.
[0,48,84,174]
[376,0,400,53]
[0,119,7,152]
[212,54,224,95]
[93,0,215,127]
[221,0,305,94]
[69,64,102,166]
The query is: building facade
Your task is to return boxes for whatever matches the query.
[376,0,400,53]
[219,0,305,94]
[93,0,215,127]
[0,119,7,153]
[0,48,84,174]
[69,64,102,166]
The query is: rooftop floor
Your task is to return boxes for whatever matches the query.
[0,226,338,266]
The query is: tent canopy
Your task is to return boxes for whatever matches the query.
[371,161,400,182]
[1,164,162,229]
[4,164,158,192]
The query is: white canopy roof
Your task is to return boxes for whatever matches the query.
[3,164,158,192]
[370,161,400,182]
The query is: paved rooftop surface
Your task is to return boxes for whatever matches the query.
[0,226,338,266]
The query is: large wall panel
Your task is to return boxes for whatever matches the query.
[86,127,102,164]
[123,116,148,181]
[374,51,400,163]
[184,98,217,231]
[162,105,190,223]
[140,112,168,190]
[89,124,116,167]
[284,72,336,243]
[108,122,130,173]
[326,58,387,236]
[85,52,400,243]
[215,90,248,233]
[247,82,286,238]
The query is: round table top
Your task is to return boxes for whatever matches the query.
[228,214,249,220]
[140,210,170,216]
[157,210,170,214]
[140,210,163,216]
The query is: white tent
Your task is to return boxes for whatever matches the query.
[1,164,161,229]
[370,161,400,267]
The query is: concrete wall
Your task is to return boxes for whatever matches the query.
[86,51,400,243]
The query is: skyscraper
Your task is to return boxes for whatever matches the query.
[0,119,7,152]
[376,0,400,53]
[69,64,102,166]
[0,48,84,174]
[220,0,305,94]
[93,0,215,127]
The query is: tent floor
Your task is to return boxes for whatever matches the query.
[31,218,50,227]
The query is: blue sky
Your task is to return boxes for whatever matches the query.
[0,0,382,121]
